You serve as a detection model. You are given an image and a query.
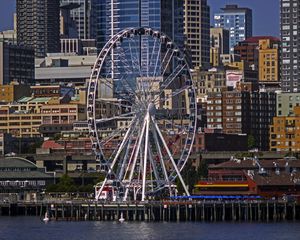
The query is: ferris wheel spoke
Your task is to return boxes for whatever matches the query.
[141,113,150,201]
[95,112,135,124]
[153,64,187,103]
[148,37,158,77]
[161,51,175,77]
[152,118,190,196]
[96,98,133,110]
[154,86,189,105]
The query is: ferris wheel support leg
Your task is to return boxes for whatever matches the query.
[151,126,172,196]
[95,121,134,201]
[123,118,147,202]
[153,119,190,197]
[141,113,150,202]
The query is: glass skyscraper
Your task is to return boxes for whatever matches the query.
[95,0,184,92]
[214,4,252,53]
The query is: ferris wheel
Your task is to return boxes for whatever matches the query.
[87,27,197,202]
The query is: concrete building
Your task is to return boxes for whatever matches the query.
[0,83,31,103]
[206,92,223,130]
[17,0,60,58]
[276,92,300,117]
[0,41,35,85]
[270,106,300,152]
[214,5,252,53]
[210,27,229,67]
[280,0,300,92]
[35,54,96,85]
[221,91,251,134]
[184,0,210,68]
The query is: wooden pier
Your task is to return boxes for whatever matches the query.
[1,200,300,222]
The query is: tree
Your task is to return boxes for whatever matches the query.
[197,160,208,179]
[247,134,256,149]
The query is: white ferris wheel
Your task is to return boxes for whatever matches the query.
[87,27,197,202]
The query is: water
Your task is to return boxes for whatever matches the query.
[0,217,300,240]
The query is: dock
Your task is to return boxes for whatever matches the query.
[1,200,299,222]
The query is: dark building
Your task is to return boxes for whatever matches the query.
[205,133,248,151]
[0,41,35,85]
[280,0,300,92]
[0,157,54,201]
[250,91,276,151]
[17,0,60,58]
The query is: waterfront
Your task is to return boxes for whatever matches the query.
[0,217,300,240]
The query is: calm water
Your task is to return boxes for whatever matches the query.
[0,217,300,240]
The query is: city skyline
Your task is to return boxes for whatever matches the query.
[0,0,280,37]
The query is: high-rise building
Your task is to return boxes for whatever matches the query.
[184,0,210,68]
[280,0,300,92]
[96,0,184,49]
[214,5,252,53]
[95,0,184,89]
[17,0,60,58]
[60,0,97,40]
[210,27,229,67]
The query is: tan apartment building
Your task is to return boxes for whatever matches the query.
[270,106,300,152]
[258,38,280,84]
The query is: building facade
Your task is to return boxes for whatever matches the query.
[17,0,60,58]
[214,5,252,53]
[95,0,185,90]
[250,91,276,150]
[258,38,280,85]
[276,92,300,117]
[60,0,97,40]
[270,106,300,152]
[0,41,35,85]
[280,0,300,92]
[234,36,280,86]
[210,27,229,67]
[184,0,210,68]
[0,84,31,103]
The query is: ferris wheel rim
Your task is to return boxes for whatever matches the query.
[87,27,198,200]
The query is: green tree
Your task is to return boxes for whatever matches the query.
[247,134,256,149]
[197,160,208,179]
